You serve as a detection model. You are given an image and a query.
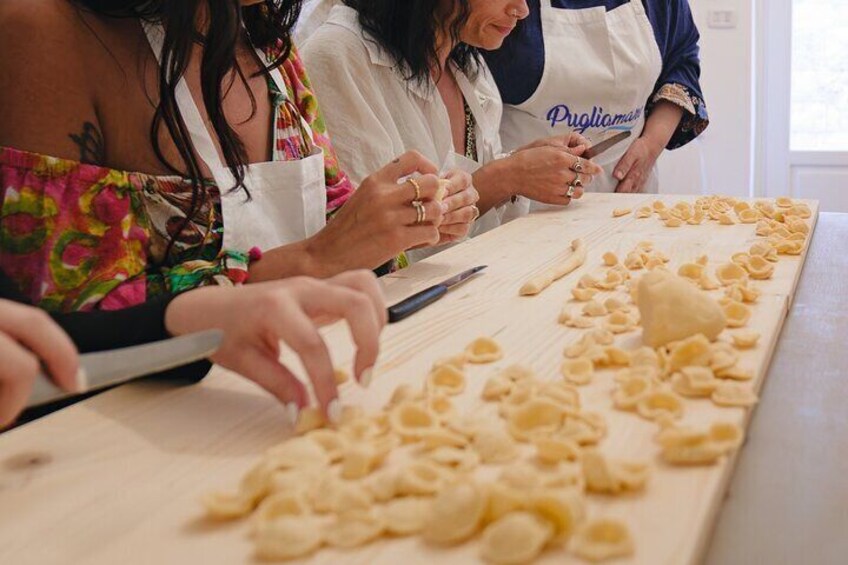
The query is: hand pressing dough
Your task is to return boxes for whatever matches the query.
[520,239,587,296]
[480,511,554,565]
[636,270,727,347]
[572,519,635,562]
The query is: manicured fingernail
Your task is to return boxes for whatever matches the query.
[441,202,449,214]
[75,368,89,393]
[284,402,299,427]
[327,399,341,426]
[615,171,625,180]
[360,367,373,388]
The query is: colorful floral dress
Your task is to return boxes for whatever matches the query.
[0,43,354,313]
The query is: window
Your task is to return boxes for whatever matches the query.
[790,0,848,151]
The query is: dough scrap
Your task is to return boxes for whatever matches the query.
[636,270,727,347]
[520,239,588,296]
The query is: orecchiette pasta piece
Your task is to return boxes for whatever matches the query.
[572,287,599,302]
[424,445,480,473]
[582,299,608,317]
[737,208,760,223]
[709,342,739,372]
[534,436,582,464]
[473,427,521,463]
[602,298,628,314]
[572,519,635,562]
[294,407,327,435]
[566,316,597,329]
[382,496,432,536]
[664,217,683,228]
[696,254,709,266]
[709,422,745,451]
[389,402,439,441]
[629,347,661,369]
[253,490,311,527]
[507,398,566,442]
[500,364,536,382]
[264,437,331,470]
[635,206,652,218]
[364,468,398,503]
[712,383,759,407]
[334,368,350,385]
[716,262,749,286]
[484,482,527,523]
[637,388,685,421]
[561,357,595,385]
[716,365,755,381]
[520,239,588,296]
[612,207,632,218]
[723,300,752,328]
[324,508,385,548]
[731,252,752,267]
[602,251,619,266]
[425,393,455,422]
[530,487,586,538]
[670,366,719,397]
[624,251,645,270]
[678,263,705,281]
[667,333,712,371]
[432,352,468,371]
[202,491,255,520]
[699,272,720,291]
[745,255,776,280]
[309,475,373,514]
[589,328,616,345]
[426,364,466,395]
[499,462,545,491]
[558,305,573,325]
[499,380,538,417]
[305,429,349,463]
[564,334,597,358]
[255,515,324,560]
[582,450,650,494]
[482,374,513,401]
[605,310,637,334]
[559,412,607,446]
[775,196,794,208]
[480,511,554,565]
[612,373,653,410]
[267,467,326,497]
[420,426,469,450]
[465,337,504,363]
[601,346,631,367]
[596,268,626,290]
[422,480,488,545]
[396,460,453,496]
[386,384,420,409]
[340,442,385,480]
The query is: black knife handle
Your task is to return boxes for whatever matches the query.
[387,285,448,323]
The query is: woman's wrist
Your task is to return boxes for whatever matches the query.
[474,158,517,210]
[164,287,231,337]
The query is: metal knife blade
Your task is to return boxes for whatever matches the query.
[583,130,632,159]
[437,265,487,289]
[27,329,224,408]
[387,265,487,323]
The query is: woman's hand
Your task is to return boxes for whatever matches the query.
[306,151,448,273]
[497,144,603,205]
[0,300,80,427]
[613,136,663,193]
[435,169,479,244]
[164,271,386,426]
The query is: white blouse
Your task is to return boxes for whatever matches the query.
[300,4,529,246]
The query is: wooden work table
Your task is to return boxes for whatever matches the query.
[0,196,842,564]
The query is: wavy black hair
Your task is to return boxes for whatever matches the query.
[343,0,480,84]
[70,0,301,256]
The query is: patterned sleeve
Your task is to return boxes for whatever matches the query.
[279,42,356,213]
[646,0,709,150]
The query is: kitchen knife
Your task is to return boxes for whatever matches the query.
[27,329,224,408]
[583,130,632,159]
[388,266,487,323]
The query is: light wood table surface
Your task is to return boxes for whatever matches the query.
[704,212,848,565]
[0,194,831,564]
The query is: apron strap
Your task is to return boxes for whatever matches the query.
[141,21,316,172]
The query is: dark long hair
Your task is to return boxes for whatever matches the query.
[71,0,302,254]
[343,0,479,84]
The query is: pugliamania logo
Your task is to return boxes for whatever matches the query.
[546,104,643,133]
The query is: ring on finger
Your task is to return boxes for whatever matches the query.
[573,177,584,189]
[412,200,426,224]
[573,157,584,173]
[566,184,576,198]
[406,177,422,201]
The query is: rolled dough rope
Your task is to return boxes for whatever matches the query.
[519,239,587,296]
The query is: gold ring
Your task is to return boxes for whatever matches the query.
[470,205,480,222]
[407,178,422,202]
[413,200,426,224]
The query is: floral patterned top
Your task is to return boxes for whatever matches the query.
[0,42,354,313]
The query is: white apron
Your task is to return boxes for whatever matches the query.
[143,23,327,253]
[500,0,662,194]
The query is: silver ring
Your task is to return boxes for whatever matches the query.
[573,177,584,189]
[566,185,576,198]
[413,200,426,224]
[573,158,584,173]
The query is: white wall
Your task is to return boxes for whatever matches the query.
[659,0,755,197]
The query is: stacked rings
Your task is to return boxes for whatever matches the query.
[413,200,426,224]
[573,158,584,173]
[407,177,422,201]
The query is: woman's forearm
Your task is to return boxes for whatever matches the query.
[641,101,685,153]
[472,158,517,214]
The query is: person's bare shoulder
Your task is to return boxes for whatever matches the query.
[0,0,103,160]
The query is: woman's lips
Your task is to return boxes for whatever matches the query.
[491,23,515,36]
